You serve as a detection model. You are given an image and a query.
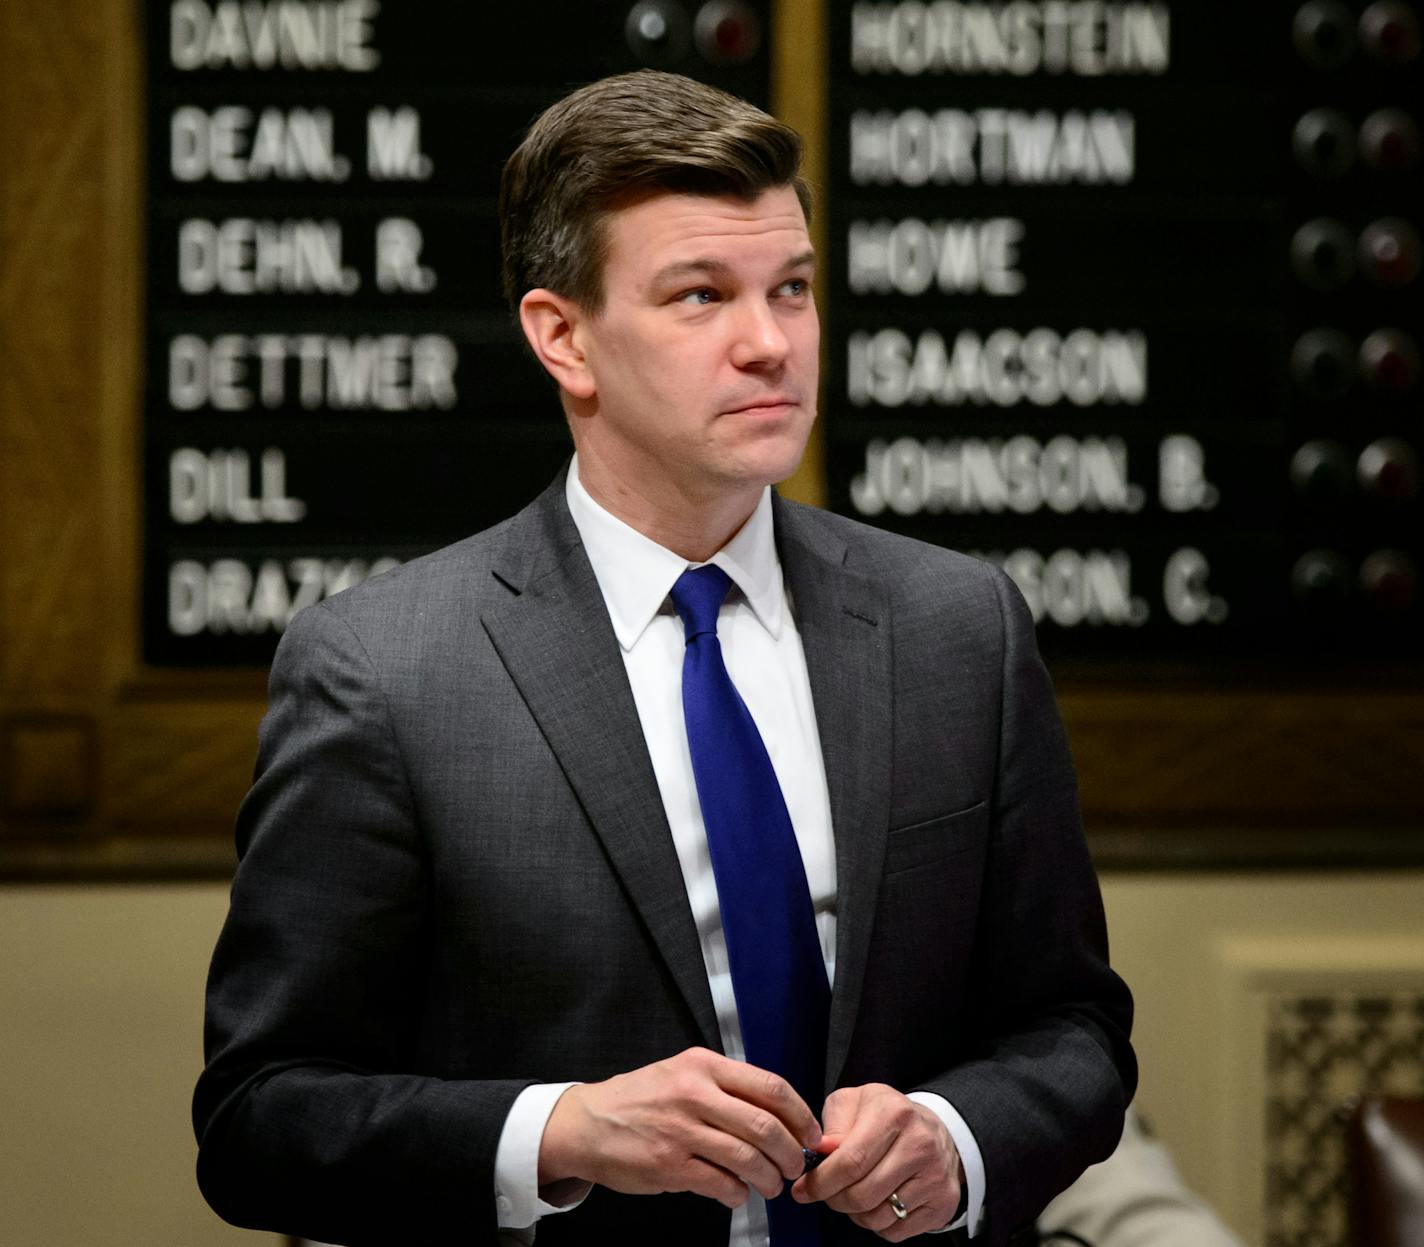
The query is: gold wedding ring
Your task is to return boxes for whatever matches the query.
[887,1192,909,1221]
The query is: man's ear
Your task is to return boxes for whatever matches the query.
[518,289,596,400]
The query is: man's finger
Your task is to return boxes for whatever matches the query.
[799,1133,842,1177]
[846,1172,954,1239]
[678,1156,752,1209]
[698,1089,810,1183]
[852,1196,951,1244]
[796,1125,895,1203]
[833,1160,939,1218]
[820,1086,861,1137]
[684,1121,789,1200]
[705,1053,822,1148]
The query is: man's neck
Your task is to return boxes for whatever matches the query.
[573,450,764,564]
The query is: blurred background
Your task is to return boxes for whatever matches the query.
[0,0,1420,1243]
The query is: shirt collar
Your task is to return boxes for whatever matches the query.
[565,455,785,652]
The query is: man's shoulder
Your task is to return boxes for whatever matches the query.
[293,470,574,638]
[776,496,1010,614]
[322,517,516,623]
[275,508,542,673]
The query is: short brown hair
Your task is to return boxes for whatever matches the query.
[499,70,811,314]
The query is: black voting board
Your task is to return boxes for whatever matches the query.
[822,1,1423,665]
[142,1,1423,670]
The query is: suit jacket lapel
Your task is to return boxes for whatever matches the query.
[774,498,894,1095]
[480,477,722,1051]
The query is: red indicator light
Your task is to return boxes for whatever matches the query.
[1360,328,1421,393]
[1359,218,1422,288]
[1360,550,1418,610]
[695,1,760,65]
[715,17,748,57]
[1360,1,1422,62]
[1360,109,1421,171]
[1358,437,1421,503]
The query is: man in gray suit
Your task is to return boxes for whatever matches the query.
[195,71,1134,1247]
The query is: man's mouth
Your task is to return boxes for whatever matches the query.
[723,395,799,415]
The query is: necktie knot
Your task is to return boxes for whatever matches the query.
[670,565,733,642]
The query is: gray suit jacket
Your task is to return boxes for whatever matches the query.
[195,473,1134,1247]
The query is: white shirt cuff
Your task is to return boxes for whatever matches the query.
[907,1091,986,1237]
[493,1082,589,1228]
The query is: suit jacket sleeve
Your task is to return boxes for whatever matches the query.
[193,602,533,1244]
[912,564,1136,1245]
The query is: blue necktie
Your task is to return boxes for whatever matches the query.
[670,565,828,1247]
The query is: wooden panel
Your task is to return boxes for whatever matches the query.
[0,0,106,709]
[773,0,826,511]
[1065,692,1424,823]
[1,714,96,818]
[105,698,264,827]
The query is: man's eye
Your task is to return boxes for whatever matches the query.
[678,288,717,305]
[777,278,809,297]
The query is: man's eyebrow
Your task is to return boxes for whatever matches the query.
[651,258,733,287]
[649,250,818,289]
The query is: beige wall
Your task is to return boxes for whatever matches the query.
[0,886,277,1247]
[4,872,1422,1246]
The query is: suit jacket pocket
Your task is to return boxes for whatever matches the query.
[882,800,987,876]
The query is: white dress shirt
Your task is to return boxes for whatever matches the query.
[492,459,985,1241]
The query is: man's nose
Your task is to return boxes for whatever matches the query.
[729,299,791,369]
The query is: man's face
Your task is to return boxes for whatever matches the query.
[569,185,819,506]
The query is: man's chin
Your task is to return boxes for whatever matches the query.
[696,415,815,494]
[730,441,812,493]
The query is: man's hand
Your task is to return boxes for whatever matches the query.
[792,1084,962,1241]
[538,1047,822,1209]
